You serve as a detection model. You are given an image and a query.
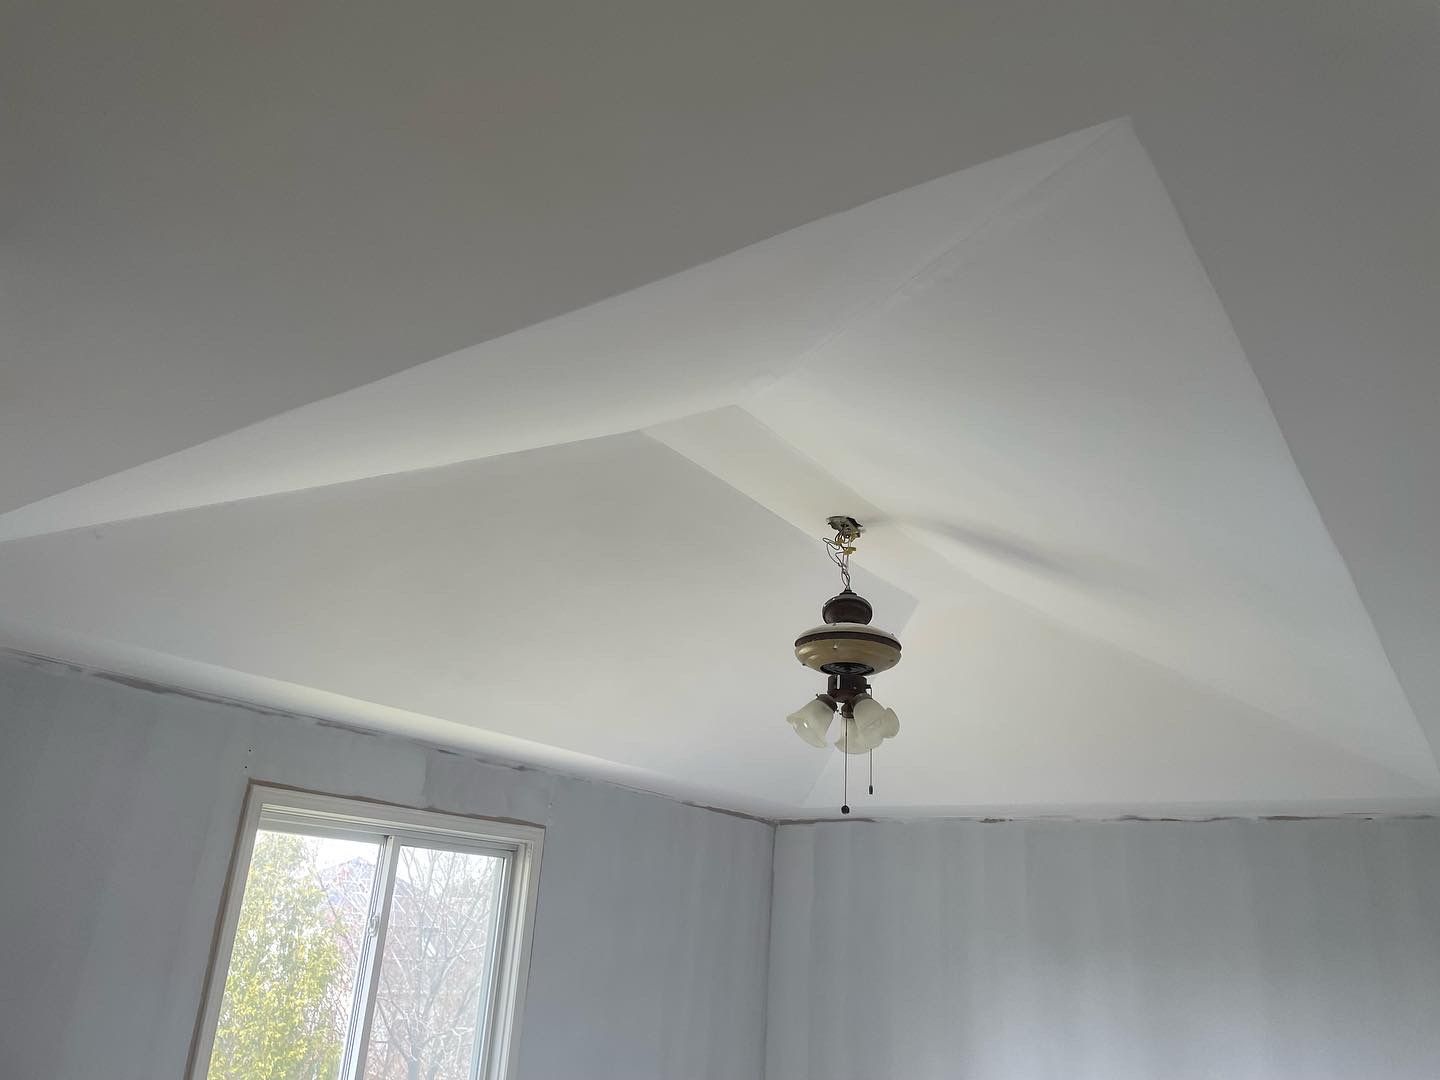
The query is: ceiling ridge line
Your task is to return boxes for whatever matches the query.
[639,411,945,633]
[875,120,1133,313]
[747,118,1129,393]
[1151,157,1440,785]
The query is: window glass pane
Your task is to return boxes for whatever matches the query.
[207,831,380,1080]
[363,845,506,1080]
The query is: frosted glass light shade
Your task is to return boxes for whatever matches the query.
[787,697,835,748]
[852,694,887,730]
[879,707,899,739]
[852,694,899,743]
[836,716,884,754]
[840,694,892,754]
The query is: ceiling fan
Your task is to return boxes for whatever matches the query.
[784,516,901,815]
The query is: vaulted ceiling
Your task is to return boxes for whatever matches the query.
[4,2,1437,818]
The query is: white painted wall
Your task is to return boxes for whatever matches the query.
[0,655,773,1080]
[766,817,1440,1079]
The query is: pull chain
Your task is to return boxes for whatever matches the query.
[841,716,851,814]
[868,749,874,796]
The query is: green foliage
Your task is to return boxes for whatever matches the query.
[208,832,345,1080]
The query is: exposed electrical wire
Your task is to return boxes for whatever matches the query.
[822,530,857,592]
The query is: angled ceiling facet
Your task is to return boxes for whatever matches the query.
[738,122,1431,787]
[0,123,1113,543]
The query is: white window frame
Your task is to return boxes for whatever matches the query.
[187,783,544,1080]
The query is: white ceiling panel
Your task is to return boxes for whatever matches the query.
[3,95,1434,818]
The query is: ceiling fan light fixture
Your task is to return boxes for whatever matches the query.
[879,707,899,739]
[851,692,887,727]
[782,516,909,813]
[852,693,899,744]
[786,695,837,748]
[835,716,884,754]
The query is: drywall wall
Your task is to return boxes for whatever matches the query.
[0,654,773,1080]
[766,817,1440,1079]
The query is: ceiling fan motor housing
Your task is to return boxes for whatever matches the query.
[794,588,902,677]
